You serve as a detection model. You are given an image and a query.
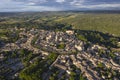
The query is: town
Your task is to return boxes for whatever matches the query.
[0,27,120,80]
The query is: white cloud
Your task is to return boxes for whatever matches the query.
[89,3,120,8]
[0,0,25,9]
[70,0,85,6]
[0,0,61,12]
[73,3,120,9]
[56,0,65,3]
[27,2,36,6]
[28,0,47,4]
[22,5,62,11]
[0,0,120,12]
[69,0,120,9]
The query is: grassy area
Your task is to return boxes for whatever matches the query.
[55,14,120,36]
[0,12,120,36]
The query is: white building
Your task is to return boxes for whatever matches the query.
[66,30,74,35]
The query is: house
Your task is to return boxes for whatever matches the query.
[41,51,49,56]
[66,30,74,35]
[75,45,83,51]
[66,70,71,74]
[91,45,107,50]
[117,42,120,47]
[0,54,4,61]
[54,64,67,70]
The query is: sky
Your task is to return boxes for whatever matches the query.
[0,0,120,12]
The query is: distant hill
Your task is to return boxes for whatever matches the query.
[54,13,120,36]
[0,11,120,36]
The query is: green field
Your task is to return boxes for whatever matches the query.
[0,12,120,36]
[55,13,120,36]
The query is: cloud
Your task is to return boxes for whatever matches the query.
[70,0,85,5]
[0,0,120,12]
[0,0,62,12]
[84,3,120,9]
[56,0,66,3]
[70,0,120,9]
[22,6,62,11]
[13,0,47,3]
[12,0,48,5]
[0,0,25,10]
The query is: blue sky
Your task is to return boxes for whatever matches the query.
[0,0,120,12]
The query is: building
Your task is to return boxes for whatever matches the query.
[66,30,74,35]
